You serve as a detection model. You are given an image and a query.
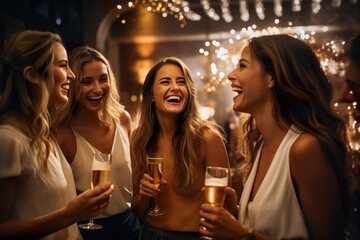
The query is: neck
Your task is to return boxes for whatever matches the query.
[156,112,178,140]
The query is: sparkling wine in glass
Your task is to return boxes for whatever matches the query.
[78,152,112,230]
[147,153,164,216]
[201,166,229,240]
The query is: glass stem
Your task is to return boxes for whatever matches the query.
[153,196,160,211]
[88,218,94,226]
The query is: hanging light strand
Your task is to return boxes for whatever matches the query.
[116,0,358,26]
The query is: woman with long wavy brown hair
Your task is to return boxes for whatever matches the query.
[131,56,229,240]
[199,34,349,240]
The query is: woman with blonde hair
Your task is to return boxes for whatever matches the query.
[0,31,113,239]
[131,56,229,239]
[54,46,139,239]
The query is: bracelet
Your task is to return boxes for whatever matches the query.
[242,227,254,240]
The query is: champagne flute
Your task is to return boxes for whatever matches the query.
[78,152,112,229]
[201,166,229,240]
[147,153,164,216]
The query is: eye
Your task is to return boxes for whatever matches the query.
[160,79,170,85]
[81,78,92,85]
[99,75,108,82]
[60,61,68,68]
[177,78,186,85]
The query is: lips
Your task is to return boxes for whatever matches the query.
[165,95,181,103]
[87,95,103,104]
[231,84,243,93]
[88,95,102,100]
[60,83,70,95]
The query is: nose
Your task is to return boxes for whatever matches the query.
[68,68,75,81]
[92,81,102,93]
[227,68,236,82]
[170,82,179,91]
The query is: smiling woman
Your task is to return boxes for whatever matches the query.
[130,56,230,240]
[0,30,114,240]
[53,45,140,240]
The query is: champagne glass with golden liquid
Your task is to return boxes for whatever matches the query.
[78,152,112,229]
[201,166,229,239]
[147,153,164,216]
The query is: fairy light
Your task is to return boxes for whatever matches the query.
[115,0,356,27]
[198,22,348,92]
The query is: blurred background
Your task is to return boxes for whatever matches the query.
[1,0,360,127]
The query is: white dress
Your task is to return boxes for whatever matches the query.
[70,124,133,218]
[238,126,309,239]
[0,125,80,240]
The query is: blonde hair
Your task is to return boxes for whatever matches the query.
[0,30,63,169]
[130,56,224,186]
[53,46,124,128]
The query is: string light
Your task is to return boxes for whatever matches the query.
[198,22,347,92]
[115,0,357,27]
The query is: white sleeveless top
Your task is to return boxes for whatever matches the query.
[0,125,80,239]
[238,126,309,239]
[70,124,133,218]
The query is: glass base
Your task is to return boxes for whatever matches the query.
[78,222,103,230]
[147,208,165,216]
[200,236,212,240]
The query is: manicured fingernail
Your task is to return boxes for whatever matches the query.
[110,184,114,189]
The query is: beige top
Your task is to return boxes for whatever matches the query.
[239,126,309,239]
[0,125,80,240]
[70,124,133,217]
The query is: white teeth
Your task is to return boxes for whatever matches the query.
[62,84,69,90]
[88,95,102,100]
[166,96,181,101]
[232,87,243,92]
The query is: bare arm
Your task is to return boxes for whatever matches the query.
[203,129,230,168]
[0,178,114,239]
[290,133,345,240]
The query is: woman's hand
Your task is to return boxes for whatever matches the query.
[199,203,244,240]
[138,173,167,197]
[222,187,239,217]
[64,182,114,222]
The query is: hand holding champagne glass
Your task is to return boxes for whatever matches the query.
[79,152,112,229]
[147,153,164,216]
[201,166,229,239]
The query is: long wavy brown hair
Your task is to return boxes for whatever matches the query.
[238,34,349,216]
[130,56,223,187]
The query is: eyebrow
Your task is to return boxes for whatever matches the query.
[239,59,249,64]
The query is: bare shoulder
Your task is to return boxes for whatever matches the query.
[203,127,229,167]
[120,109,132,136]
[56,123,76,163]
[203,127,223,144]
[291,133,321,157]
[290,133,329,180]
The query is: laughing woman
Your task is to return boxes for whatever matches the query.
[54,46,139,240]
[199,34,349,240]
[130,57,230,240]
[0,31,113,239]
